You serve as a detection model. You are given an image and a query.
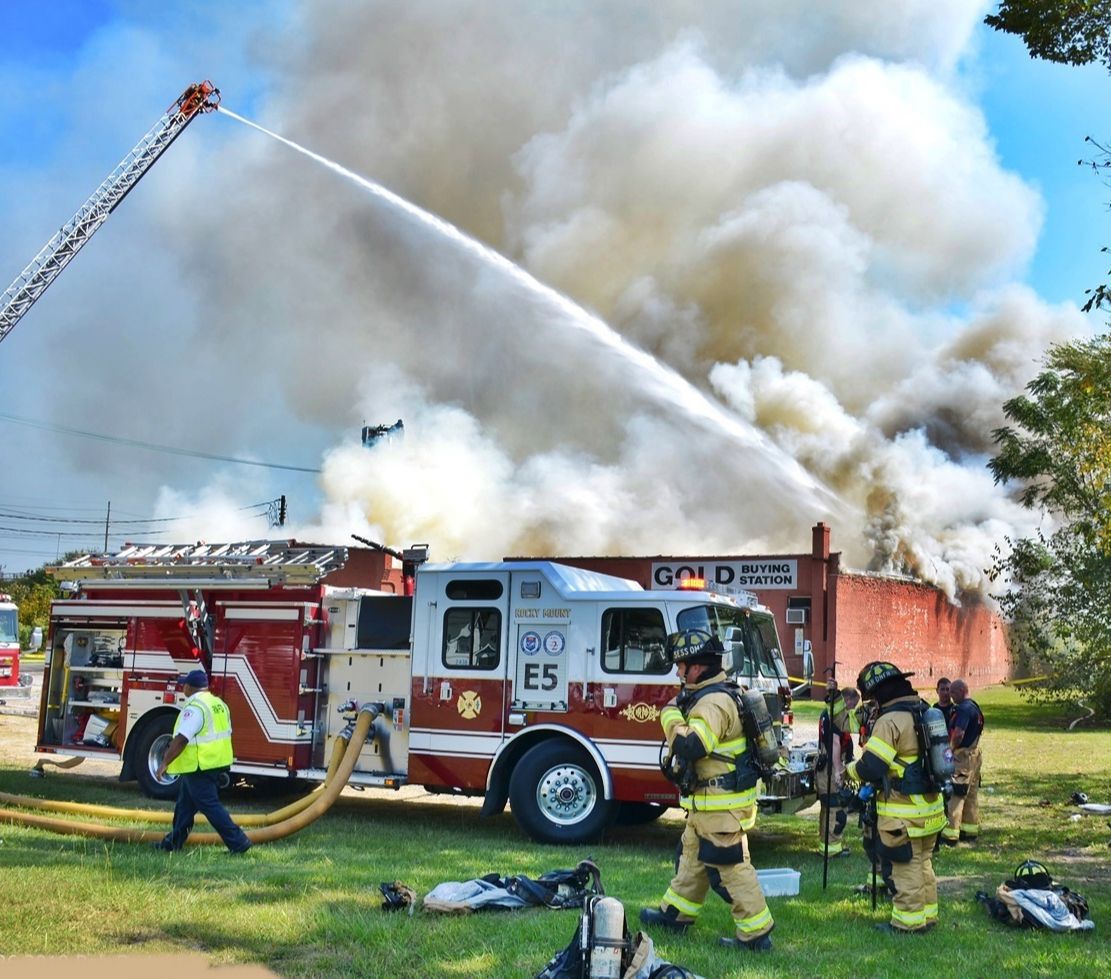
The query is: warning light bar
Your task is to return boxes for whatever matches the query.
[677,578,707,590]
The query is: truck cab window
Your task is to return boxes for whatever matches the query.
[442,608,501,670]
[601,608,669,674]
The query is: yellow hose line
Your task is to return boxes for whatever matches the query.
[0,733,348,826]
[0,709,377,846]
[32,756,85,773]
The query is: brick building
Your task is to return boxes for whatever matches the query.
[526,523,1011,693]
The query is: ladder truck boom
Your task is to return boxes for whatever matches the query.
[0,81,220,346]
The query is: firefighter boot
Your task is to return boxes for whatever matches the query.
[639,906,690,933]
[719,933,773,952]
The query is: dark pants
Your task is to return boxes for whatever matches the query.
[162,768,251,853]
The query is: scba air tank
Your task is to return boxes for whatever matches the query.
[740,689,781,770]
[588,897,627,979]
[922,706,955,782]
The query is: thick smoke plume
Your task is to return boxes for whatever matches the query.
[4,2,1091,598]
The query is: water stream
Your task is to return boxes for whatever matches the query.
[217,106,839,509]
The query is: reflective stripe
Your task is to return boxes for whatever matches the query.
[689,716,717,753]
[660,707,683,733]
[907,814,948,838]
[663,889,702,917]
[924,903,938,922]
[961,822,980,834]
[876,794,945,819]
[680,788,759,812]
[715,736,747,758]
[941,826,960,840]
[821,841,844,856]
[865,736,897,765]
[891,906,926,928]
[735,905,773,934]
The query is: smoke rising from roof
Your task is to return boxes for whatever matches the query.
[2,2,1091,596]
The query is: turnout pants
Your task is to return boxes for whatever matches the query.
[661,822,773,941]
[162,768,251,853]
[888,833,939,931]
[943,745,981,841]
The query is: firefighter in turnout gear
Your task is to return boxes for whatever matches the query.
[639,630,774,952]
[941,678,984,845]
[844,661,947,933]
[153,669,251,854]
[817,681,861,857]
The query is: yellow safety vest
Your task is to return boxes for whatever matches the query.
[166,690,235,774]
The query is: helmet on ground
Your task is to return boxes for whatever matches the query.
[1013,859,1050,881]
[856,661,914,697]
[1011,859,1053,889]
[666,629,725,667]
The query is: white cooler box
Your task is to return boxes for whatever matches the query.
[757,868,800,897]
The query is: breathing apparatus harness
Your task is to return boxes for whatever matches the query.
[658,679,777,804]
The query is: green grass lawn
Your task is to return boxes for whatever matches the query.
[1,686,1109,977]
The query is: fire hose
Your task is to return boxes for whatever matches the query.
[0,728,348,826]
[0,704,378,845]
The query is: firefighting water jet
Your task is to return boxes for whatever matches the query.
[217,106,842,513]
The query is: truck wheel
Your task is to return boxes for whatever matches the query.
[615,802,669,826]
[132,715,179,800]
[508,740,613,845]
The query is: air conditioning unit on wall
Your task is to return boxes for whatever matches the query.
[785,608,808,625]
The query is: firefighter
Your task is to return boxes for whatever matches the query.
[817,681,861,857]
[933,677,955,726]
[639,629,774,952]
[153,669,252,854]
[844,661,947,933]
[941,678,984,846]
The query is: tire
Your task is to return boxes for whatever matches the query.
[508,740,614,845]
[616,801,669,826]
[131,714,180,800]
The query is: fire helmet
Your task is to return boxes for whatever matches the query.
[666,629,725,667]
[856,661,915,698]
[1011,860,1053,890]
[1013,859,1050,880]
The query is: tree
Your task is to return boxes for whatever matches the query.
[986,1,1111,70]
[4,565,61,650]
[989,334,1111,717]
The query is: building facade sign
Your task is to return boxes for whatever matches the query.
[651,560,798,590]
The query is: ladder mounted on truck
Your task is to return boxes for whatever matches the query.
[0,81,220,345]
[49,540,348,589]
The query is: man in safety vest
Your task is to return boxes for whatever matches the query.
[639,629,774,952]
[153,669,251,853]
[941,678,984,846]
[844,661,947,933]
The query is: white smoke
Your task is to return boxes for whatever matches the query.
[3,1,1093,598]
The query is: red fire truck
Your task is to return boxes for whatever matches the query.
[0,593,20,688]
[36,541,816,844]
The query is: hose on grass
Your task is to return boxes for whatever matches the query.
[0,706,378,845]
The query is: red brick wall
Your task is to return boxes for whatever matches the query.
[830,572,1010,688]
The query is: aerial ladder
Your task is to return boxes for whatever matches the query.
[0,81,220,346]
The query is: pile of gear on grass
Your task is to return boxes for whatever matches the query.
[978,860,1093,932]
[380,860,701,979]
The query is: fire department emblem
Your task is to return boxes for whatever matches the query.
[619,702,661,723]
[457,690,482,719]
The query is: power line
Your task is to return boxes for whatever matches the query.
[0,411,323,473]
[0,509,186,526]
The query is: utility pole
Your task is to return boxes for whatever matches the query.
[104,500,111,552]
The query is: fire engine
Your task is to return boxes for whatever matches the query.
[35,540,817,844]
[0,593,20,688]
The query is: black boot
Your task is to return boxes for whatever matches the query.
[719,933,773,952]
[639,907,690,933]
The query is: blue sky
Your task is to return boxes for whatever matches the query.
[0,2,1107,586]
